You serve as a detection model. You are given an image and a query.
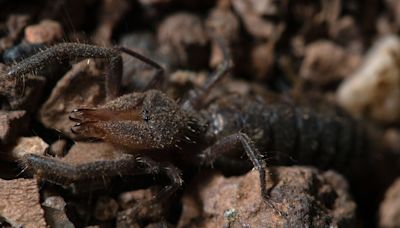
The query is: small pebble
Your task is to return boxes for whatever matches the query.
[337,35,400,124]
[0,110,28,145]
[94,196,119,221]
[3,136,48,162]
[25,19,63,44]
[379,178,400,227]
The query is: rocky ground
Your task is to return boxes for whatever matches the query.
[0,0,400,227]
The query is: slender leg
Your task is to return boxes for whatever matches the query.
[22,153,141,185]
[134,156,183,203]
[22,154,182,203]
[199,132,284,216]
[117,156,183,225]
[7,43,123,100]
[200,133,268,197]
[180,38,233,111]
[116,46,165,90]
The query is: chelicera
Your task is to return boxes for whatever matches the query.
[8,40,368,222]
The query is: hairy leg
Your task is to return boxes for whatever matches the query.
[199,132,284,216]
[22,153,182,206]
[7,42,169,100]
[7,43,123,100]
[200,133,268,196]
[180,38,233,110]
[116,46,165,90]
[117,157,183,225]
[22,153,144,185]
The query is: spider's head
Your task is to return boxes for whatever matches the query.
[70,90,200,150]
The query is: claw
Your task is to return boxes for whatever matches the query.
[69,116,81,122]
[72,108,95,112]
[69,108,99,124]
[71,123,82,134]
[69,109,85,123]
[71,127,77,134]
[71,122,87,136]
[70,119,105,140]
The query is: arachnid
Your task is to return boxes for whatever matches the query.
[8,41,377,221]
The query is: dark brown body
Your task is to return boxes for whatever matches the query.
[198,92,367,173]
[7,42,389,224]
[6,43,368,175]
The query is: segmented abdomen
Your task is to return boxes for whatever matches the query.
[207,94,368,172]
[265,101,367,171]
